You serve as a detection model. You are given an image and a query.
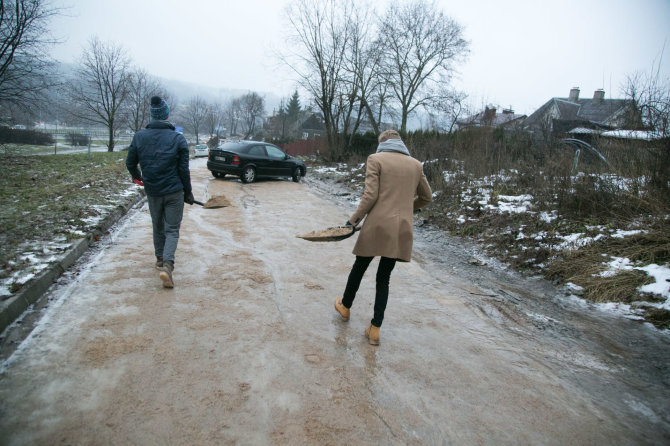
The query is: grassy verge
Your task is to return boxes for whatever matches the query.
[0,147,138,297]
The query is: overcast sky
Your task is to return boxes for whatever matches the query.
[50,0,670,116]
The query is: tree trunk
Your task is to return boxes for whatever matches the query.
[400,108,409,134]
[107,125,115,152]
[362,100,380,135]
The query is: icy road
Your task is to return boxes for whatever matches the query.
[0,159,668,445]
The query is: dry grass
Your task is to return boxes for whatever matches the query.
[0,150,134,294]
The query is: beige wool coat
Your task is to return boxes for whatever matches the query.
[349,151,432,262]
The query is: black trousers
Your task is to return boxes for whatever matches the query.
[342,256,397,327]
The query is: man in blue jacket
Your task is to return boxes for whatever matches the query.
[126,96,194,288]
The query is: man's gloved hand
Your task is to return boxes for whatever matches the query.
[344,220,354,228]
[132,177,144,186]
[184,191,195,205]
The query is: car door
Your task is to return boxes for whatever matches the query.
[247,144,271,176]
[265,145,292,176]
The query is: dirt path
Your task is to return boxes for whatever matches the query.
[1,160,668,445]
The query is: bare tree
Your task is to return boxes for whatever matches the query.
[179,95,208,144]
[379,0,468,133]
[238,92,265,139]
[270,99,289,140]
[425,89,468,133]
[0,0,62,110]
[67,37,131,151]
[341,3,393,142]
[283,0,354,156]
[223,97,241,137]
[124,68,168,133]
[623,59,670,136]
[622,55,670,189]
[203,100,225,141]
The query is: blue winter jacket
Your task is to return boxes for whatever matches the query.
[126,120,192,197]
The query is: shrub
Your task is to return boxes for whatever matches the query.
[0,126,54,145]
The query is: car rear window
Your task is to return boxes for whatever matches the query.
[219,142,251,153]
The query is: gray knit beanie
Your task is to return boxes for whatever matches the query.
[150,96,170,120]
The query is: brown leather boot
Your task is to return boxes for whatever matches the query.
[334,297,350,321]
[155,256,163,269]
[365,324,380,345]
[160,261,174,288]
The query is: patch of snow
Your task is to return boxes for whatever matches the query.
[312,166,347,175]
[596,301,645,320]
[566,282,584,293]
[499,194,533,202]
[443,171,459,182]
[612,229,646,238]
[540,211,558,223]
[638,263,670,309]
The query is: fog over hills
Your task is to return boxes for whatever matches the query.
[55,61,283,115]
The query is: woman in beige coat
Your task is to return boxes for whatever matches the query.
[334,130,432,345]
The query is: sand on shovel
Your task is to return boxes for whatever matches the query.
[297,226,354,242]
[203,195,231,209]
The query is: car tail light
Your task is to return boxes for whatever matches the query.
[232,155,240,165]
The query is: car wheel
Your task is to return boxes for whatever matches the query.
[212,171,224,178]
[241,166,256,183]
[292,167,303,183]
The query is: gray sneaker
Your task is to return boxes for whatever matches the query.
[159,262,174,288]
[155,256,164,269]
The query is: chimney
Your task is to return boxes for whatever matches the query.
[483,106,496,123]
[569,87,580,102]
[593,89,605,101]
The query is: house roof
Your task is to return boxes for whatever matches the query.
[524,95,631,129]
[457,109,526,128]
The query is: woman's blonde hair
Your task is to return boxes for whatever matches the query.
[378,129,401,143]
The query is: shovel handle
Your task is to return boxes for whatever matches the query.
[193,200,205,206]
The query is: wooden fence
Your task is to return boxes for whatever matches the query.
[278,137,328,157]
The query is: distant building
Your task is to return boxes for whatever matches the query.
[346,118,396,135]
[523,87,636,140]
[456,106,526,130]
[299,113,326,139]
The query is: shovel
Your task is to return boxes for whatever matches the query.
[297,225,359,242]
[132,179,229,209]
[192,197,230,209]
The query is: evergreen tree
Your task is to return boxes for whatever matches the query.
[287,90,301,121]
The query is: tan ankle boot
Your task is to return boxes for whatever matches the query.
[160,262,174,288]
[365,324,380,345]
[334,297,350,320]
